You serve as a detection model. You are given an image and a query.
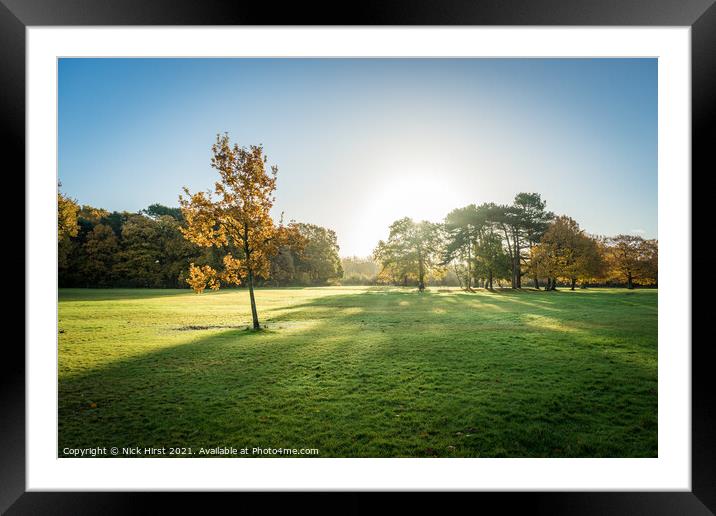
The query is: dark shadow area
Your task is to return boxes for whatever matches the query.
[58,286,328,303]
[59,288,195,302]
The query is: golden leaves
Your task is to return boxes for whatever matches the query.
[220,254,244,285]
[58,190,79,240]
[186,263,219,293]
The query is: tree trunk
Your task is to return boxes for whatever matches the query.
[570,278,576,290]
[454,265,464,291]
[242,230,261,330]
[533,276,539,290]
[417,246,425,291]
[513,237,521,289]
[466,240,472,290]
[627,272,634,289]
[488,270,493,290]
[551,277,558,291]
[418,261,425,291]
[247,268,260,329]
[546,278,551,290]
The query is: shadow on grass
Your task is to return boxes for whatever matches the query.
[59,288,197,302]
[58,288,657,458]
[58,285,331,303]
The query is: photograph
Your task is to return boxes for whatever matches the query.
[56,57,658,459]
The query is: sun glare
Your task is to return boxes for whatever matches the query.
[377,176,452,220]
[339,173,463,256]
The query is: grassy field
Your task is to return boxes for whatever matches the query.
[58,286,657,458]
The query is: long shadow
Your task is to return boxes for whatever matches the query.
[59,288,197,302]
[58,288,657,458]
[58,285,332,303]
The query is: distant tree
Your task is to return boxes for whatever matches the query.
[58,184,79,269]
[443,202,514,290]
[516,194,555,289]
[373,217,442,291]
[58,204,108,287]
[153,214,201,287]
[605,235,658,289]
[77,205,110,227]
[269,243,298,286]
[571,235,607,288]
[58,185,79,241]
[58,195,339,290]
[493,193,553,289]
[531,216,607,290]
[269,223,307,285]
[82,224,119,287]
[529,243,560,290]
[102,211,131,237]
[443,204,481,289]
[474,230,511,289]
[530,216,576,290]
[179,134,284,329]
[340,256,378,285]
[294,223,343,285]
[142,203,184,222]
[113,214,163,287]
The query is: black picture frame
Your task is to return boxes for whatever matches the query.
[3,0,711,513]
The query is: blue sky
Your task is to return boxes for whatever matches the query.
[58,58,657,257]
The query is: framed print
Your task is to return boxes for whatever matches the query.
[4,0,712,513]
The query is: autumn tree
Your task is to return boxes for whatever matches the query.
[570,235,607,288]
[530,243,560,290]
[82,224,119,287]
[57,198,335,290]
[58,204,108,286]
[112,213,196,288]
[58,184,79,269]
[179,134,284,329]
[531,216,607,290]
[58,185,79,241]
[605,235,658,289]
[77,205,110,228]
[373,217,442,291]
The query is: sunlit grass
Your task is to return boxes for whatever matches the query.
[58,286,657,457]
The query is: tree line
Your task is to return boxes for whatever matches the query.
[372,193,658,291]
[58,198,343,291]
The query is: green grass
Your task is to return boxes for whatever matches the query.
[58,286,657,458]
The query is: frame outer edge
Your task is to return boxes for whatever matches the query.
[0,0,715,26]
[691,1,716,513]
[0,0,27,512]
[5,0,713,512]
